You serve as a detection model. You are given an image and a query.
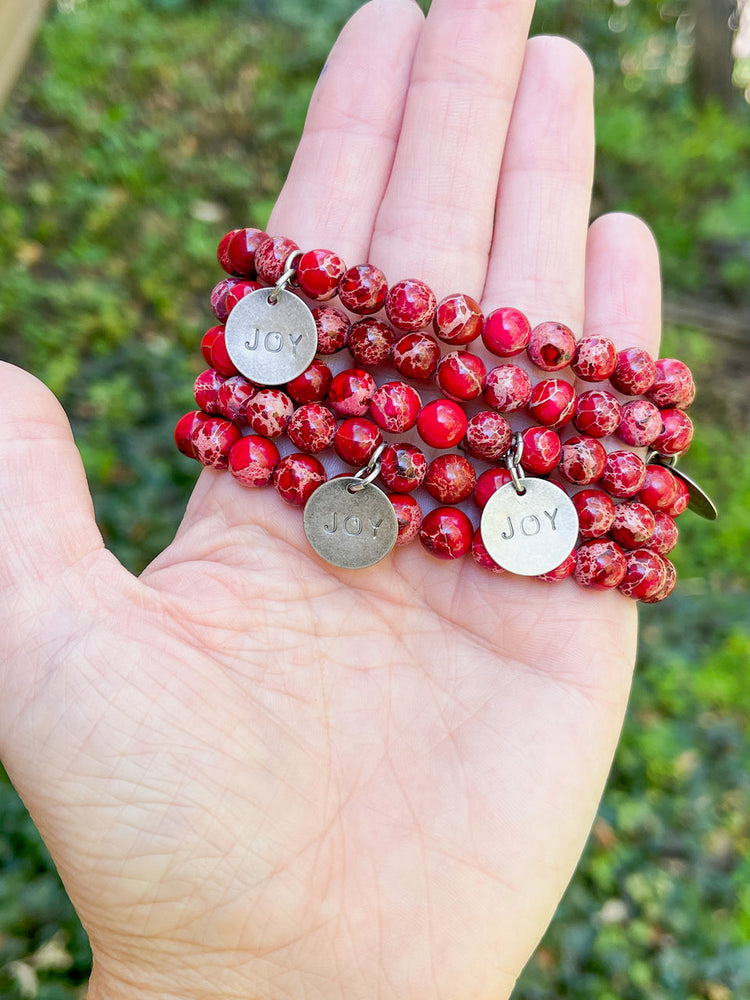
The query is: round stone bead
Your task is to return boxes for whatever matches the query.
[194,368,225,414]
[640,557,677,603]
[610,347,657,395]
[481,307,531,356]
[537,552,576,582]
[416,399,469,449]
[419,507,474,561]
[471,526,506,574]
[618,549,668,601]
[617,399,662,447]
[191,415,242,469]
[558,436,607,485]
[436,351,487,402]
[600,450,647,498]
[392,332,442,380]
[217,229,240,275]
[571,336,617,382]
[255,235,300,285]
[225,280,263,316]
[520,426,562,475]
[389,493,423,546]
[216,374,257,424]
[574,539,627,590]
[610,501,656,549]
[201,325,238,378]
[210,276,242,323]
[246,388,294,438]
[370,381,422,433]
[474,467,512,509]
[380,443,428,493]
[571,489,616,539]
[296,248,347,301]
[484,364,532,413]
[675,380,696,410]
[527,321,576,371]
[328,368,377,417]
[425,454,477,504]
[174,410,211,460]
[221,227,268,277]
[648,358,694,408]
[652,408,694,456]
[663,475,690,517]
[434,293,484,345]
[313,305,350,355]
[527,378,577,428]
[287,403,337,454]
[385,278,437,332]
[333,417,383,466]
[638,464,679,512]
[347,317,396,366]
[338,264,388,315]
[464,411,512,462]
[574,389,623,438]
[273,453,327,506]
[644,510,679,556]
[228,434,280,487]
[286,359,333,404]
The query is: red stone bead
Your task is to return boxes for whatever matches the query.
[228,434,280,487]
[474,467,512,509]
[419,506,474,560]
[527,321,576,372]
[210,276,242,322]
[286,359,333,404]
[638,464,679,512]
[600,450,647,498]
[571,336,617,382]
[618,549,668,601]
[246,388,294,438]
[369,381,422,433]
[436,351,487,402]
[222,227,268,277]
[313,305,350,355]
[225,280,262,315]
[328,368,376,417]
[273,453,327,506]
[296,248,347,301]
[484,364,532,413]
[333,417,383,466]
[425,454,477,504]
[675,380,696,410]
[481,307,531,357]
[393,332,442,380]
[572,489,616,539]
[610,501,656,549]
[287,403,337,454]
[255,235,300,285]
[610,347,657,395]
[644,510,679,556]
[201,325,238,377]
[617,399,662,448]
[194,368,225,414]
[640,557,677,603]
[471,526,506,574]
[174,410,211,460]
[416,399,468,449]
[520,426,562,475]
[385,278,437,332]
[347,317,396,366]
[652,408,694,456]
[574,539,627,590]
[464,411,512,462]
[527,378,577,428]
[380,443,428,493]
[216,374,257,424]
[217,230,240,275]
[648,358,694,408]
[338,264,388,315]
[558,436,607,485]
[537,552,576,582]
[663,475,690,517]
[389,493,423,546]
[433,293,483,345]
[574,389,623,438]
[191,414,242,469]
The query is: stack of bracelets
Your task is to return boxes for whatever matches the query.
[175,227,717,602]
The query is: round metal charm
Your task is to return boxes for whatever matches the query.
[224,287,318,385]
[480,477,579,576]
[304,477,398,569]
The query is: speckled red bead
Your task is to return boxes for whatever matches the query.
[225,280,262,315]
[471,526,506,574]
[287,403,337,454]
[617,399,662,448]
[434,293,484,345]
[385,278,437,332]
[201,325,238,377]
[425,454,477,504]
[648,358,694,408]
[436,351,487,402]
[610,501,656,549]
[338,264,388,315]
[191,414,242,469]
[389,493,423,546]
[219,227,268,277]
[255,235,300,285]
[217,229,240,275]
[174,410,211,459]
[600,450,647,498]
[194,368,225,414]
[328,368,376,417]
[537,552,576,582]
[273,453,327,506]
[464,411,512,462]
[380,443,428,493]
[558,436,607,485]
[347,317,396,367]
[527,378,576,428]
[369,381,422,433]
[246,388,294,438]
[286,359,333,404]
[571,336,617,382]
[392,332,442,381]
[484,365,532,413]
[652,408,694,456]
[482,307,531,357]
[296,248,347,301]
[574,390,623,438]
[313,305,350,355]
[527,321,576,372]
[419,507,474,561]
[663,475,690,518]
[474,467,512,509]
[416,399,468,449]
[333,417,383,466]
[572,489,616,539]
[574,539,627,590]
[210,277,242,323]
[610,347,657,396]
[644,510,679,556]
[228,434,280,487]
[216,374,257,424]
[640,557,677,603]
[638,464,679,512]
[520,426,562,475]
[618,549,668,601]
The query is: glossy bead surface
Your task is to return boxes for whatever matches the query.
[333,417,383,466]
[527,378,576,428]
[464,411,512,462]
[313,305,350,355]
[645,511,679,556]
[474,467,512,509]
[482,307,531,357]
[537,552,576,582]
[520,426,562,475]
[191,415,242,469]
[640,558,677,603]
[600,450,647,498]
[225,280,262,316]
[296,248,347,301]
[255,235,300,285]
[217,229,240,275]
[558,436,607,485]
[194,368,225,414]
[434,293,483,345]
[246,388,294,438]
[617,399,662,447]
[618,549,668,601]
[287,403,337,454]
[610,347,656,395]
[201,325,238,378]
[663,475,690,517]
[370,381,422,433]
[416,399,468,449]
[380,443,428,493]
[610,501,656,549]
[652,408,694,456]
[328,368,376,417]
[484,365,532,413]
[527,321,576,371]
[648,358,694,408]
[347,317,396,367]
[222,227,268,277]
[338,264,388,315]
[571,336,617,382]
[392,332,442,380]
[436,351,487,402]
[419,507,474,560]
[572,489,616,539]
[574,389,622,438]
[228,435,280,487]
[471,527,506,574]
[638,465,679,512]
[216,374,257,424]
[389,493,423,546]
[174,410,211,459]
[210,277,241,323]
[425,454,477,504]
[574,539,627,590]
[273,453,327,506]
[385,278,437,332]
[286,359,333,404]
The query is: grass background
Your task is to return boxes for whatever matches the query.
[0,1,749,997]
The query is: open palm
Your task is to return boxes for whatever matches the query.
[0,2,663,998]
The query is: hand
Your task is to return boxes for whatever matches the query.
[0,2,662,998]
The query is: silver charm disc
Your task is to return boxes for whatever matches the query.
[481,478,579,576]
[224,287,318,385]
[304,477,398,569]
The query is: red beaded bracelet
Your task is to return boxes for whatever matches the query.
[175,227,717,602]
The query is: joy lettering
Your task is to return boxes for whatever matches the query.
[323,513,383,538]
[245,328,304,355]
[501,508,559,540]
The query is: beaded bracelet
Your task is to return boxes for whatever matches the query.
[175,227,717,602]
